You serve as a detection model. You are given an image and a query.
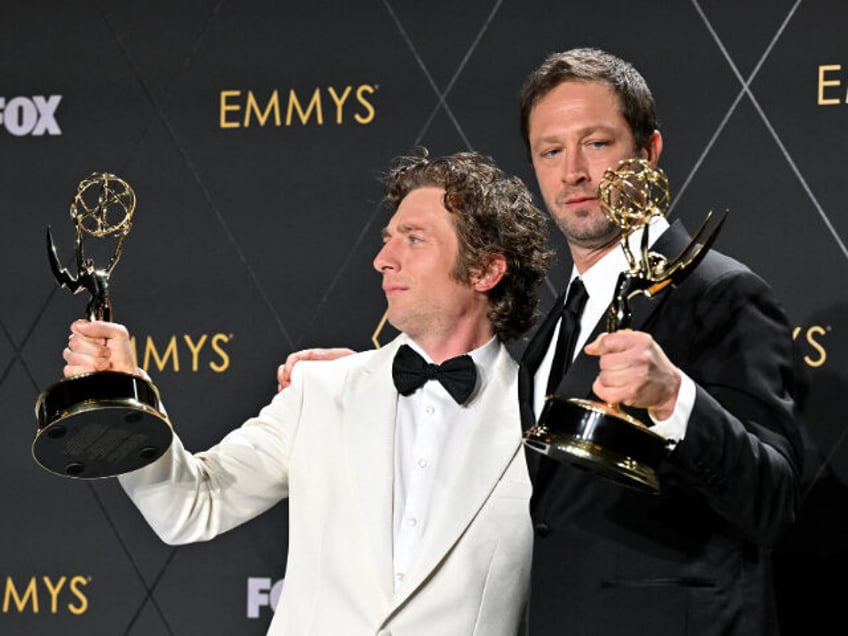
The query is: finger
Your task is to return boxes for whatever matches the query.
[64,348,111,371]
[278,355,303,391]
[583,332,607,356]
[592,375,639,408]
[68,331,102,349]
[598,330,638,352]
[596,347,634,372]
[63,357,110,377]
[64,364,85,378]
[72,319,129,343]
[68,334,111,361]
[66,331,114,363]
[277,364,290,393]
[314,348,352,360]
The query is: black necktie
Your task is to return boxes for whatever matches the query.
[545,278,588,394]
[392,344,477,405]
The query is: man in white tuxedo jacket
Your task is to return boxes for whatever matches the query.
[63,151,552,636]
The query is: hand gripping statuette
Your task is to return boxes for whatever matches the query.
[524,158,727,493]
[33,173,173,479]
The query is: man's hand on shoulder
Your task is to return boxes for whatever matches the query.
[277,347,357,392]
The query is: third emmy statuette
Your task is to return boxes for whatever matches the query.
[524,158,726,493]
[33,173,173,479]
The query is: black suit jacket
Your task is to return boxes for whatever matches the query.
[519,220,803,636]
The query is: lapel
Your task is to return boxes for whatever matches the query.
[518,292,566,430]
[344,338,403,605]
[389,342,522,612]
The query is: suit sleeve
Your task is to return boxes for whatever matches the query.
[117,367,306,545]
[664,267,803,547]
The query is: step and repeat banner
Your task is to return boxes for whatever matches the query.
[1,1,845,634]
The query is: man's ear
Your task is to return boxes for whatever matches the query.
[471,254,507,292]
[640,130,663,165]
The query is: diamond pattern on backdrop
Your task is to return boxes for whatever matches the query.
[0,1,845,634]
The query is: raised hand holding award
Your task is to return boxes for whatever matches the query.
[33,173,173,479]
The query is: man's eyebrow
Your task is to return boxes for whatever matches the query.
[382,223,425,239]
[534,124,617,144]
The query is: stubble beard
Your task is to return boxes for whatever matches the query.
[552,206,621,251]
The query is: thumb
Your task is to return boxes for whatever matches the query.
[583,332,607,356]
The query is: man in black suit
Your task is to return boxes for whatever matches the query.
[519,47,803,635]
[277,48,804,636]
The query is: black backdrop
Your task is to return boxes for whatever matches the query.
[1,1,845,634]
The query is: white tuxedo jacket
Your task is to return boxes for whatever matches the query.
[119,336,533,636]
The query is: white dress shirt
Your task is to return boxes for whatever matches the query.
[532,216,695,444]
[392,336,499,589]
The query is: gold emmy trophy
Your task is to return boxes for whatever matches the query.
[33,173,173,479]
[524,158,726,493]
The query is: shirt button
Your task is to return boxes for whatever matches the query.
[418,458,428,469]
[407,517,417,527]
[425,405,435,415]
[395,572,404,582]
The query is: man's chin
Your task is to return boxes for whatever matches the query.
[557,220,619,246]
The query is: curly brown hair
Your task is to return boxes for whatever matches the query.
[383,150,553,342]
[519,48,657,160]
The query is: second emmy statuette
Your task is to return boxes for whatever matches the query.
[524,158,726,493]
[33,173,173,479]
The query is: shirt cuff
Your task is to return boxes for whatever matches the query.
[648,370,695,448]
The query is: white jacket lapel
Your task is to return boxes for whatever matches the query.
[343,339,403,604]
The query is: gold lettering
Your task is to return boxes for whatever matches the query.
[68,576,89,615]
[805,325,827,367]
[143,335,180,372]
[220,90,242,128]
[355,85,376,124]
[286,88,323,125]
[130,334,233,373]
[792,326,829,368]
[42,576,66,614]
[245,90,281,127]
[221,85,377,128]
[210,333,231,372]
[4,576,38,613]
[817,65,842,105]
[327,86,352,124]
[183,334,208,372]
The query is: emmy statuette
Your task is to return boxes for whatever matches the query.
[524,158,726,493]
[33,173,173,479]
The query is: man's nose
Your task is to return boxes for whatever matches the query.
[563,150,589,185]
[373,241,396,272]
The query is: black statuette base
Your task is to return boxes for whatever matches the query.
[34,371,172,479]
[524,396,667,494]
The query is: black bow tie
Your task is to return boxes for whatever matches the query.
[392,344,477,405]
